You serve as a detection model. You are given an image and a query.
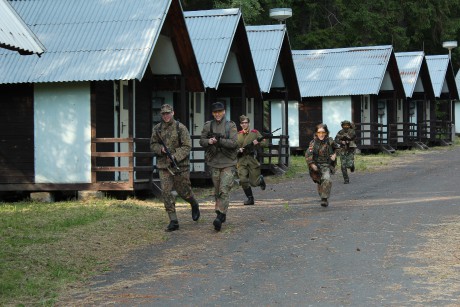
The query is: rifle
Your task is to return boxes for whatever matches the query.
[339,135,352,150]
[239,127,281,156]
[156,130,180,173]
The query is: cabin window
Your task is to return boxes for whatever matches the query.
[152,96,164,126]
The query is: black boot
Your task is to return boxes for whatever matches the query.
[165,220,179,232]
[259,175,266,190]
[188,197,200,221]
[165,212,179,232]
[243,187,254,205]
[350,163,355,173]
[213,211,226,231]
[320,198,329,207]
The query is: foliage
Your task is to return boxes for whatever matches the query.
[181,0,460,71]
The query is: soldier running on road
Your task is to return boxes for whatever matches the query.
[334,120,357,184]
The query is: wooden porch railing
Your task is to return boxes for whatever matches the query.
[91,135,290,188]
[353,120,454,150]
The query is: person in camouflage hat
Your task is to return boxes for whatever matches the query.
[334,120,357,184]
[199,102,238,231]
[236,115,268,205]
[150,104,200,232]
[306,123,339,207]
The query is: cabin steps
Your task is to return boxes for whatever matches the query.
[380,144,396,154]
[270,164,286,175]
[412,141,429,150]
[438,139,452,146]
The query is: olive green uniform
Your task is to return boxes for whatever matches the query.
[237,129,268,189]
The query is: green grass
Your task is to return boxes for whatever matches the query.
[0,199,165,306]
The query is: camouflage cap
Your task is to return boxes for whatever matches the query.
[341,120,351,127]
[160,104,173,114]
[239,115,250,123]
[211,102,225,112]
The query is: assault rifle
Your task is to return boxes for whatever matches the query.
[156,130,180,173]
[206,132,225,142]
[338,135,352,150]
[239,127,281,156]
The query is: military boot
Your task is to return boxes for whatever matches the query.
[243,187,254,205]
[320,198,329,207]
[213,211,226,231]
[188,197,200,221]
[165,212,179,232]
[259,175,266,190]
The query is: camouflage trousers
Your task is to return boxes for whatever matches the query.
[339,150,355,180]
[159,168,195,213]
[211,166,236,214]
[317,163,333,199]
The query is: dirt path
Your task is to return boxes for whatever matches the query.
[64,147,460,306]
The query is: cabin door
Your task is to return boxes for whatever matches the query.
[117,80,130,181]
[190,92,205,172]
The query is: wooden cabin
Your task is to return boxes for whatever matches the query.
[292,45,405,153]
[184,8,264,178]
[246,24,301,171]
[426,55,459,145]
[0,0,203,198]
[394,52,435,149]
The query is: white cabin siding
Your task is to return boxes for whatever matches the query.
[34,82,91,183]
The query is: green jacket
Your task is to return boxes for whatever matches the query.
[199,119,238,168]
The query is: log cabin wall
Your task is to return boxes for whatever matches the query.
[298,97,322,150]
[0,84,34,184]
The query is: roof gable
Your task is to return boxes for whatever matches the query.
[293,45,399,98]
[426,55,459,99]
[184,9,240,89]
[395,51,434,98]
[0,0,197,84]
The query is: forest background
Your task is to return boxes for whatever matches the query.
[182,0,460,72]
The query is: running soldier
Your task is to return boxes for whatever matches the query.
[306,123,339,207]
[334,120,357,184]
[199,102,238,231]
[236,115,268,205]
[150,104,200,232]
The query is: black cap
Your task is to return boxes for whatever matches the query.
[212,102,225,112]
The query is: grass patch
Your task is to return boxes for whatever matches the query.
[0,199,165,306]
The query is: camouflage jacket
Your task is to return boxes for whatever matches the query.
[150,119,191,170]
[305,137,338,166]
[199,119,238,168]
[334,128,357,149]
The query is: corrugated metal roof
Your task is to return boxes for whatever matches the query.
[0,0,45,55]
[0,0,170,84]
[426,55,449,98]
[184,8,240,89]
[246,25,285,93]
[395,51,424,98]
[292,45,393,97]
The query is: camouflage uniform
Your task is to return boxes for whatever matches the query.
[306,136,338,202]
[199,119,238,215]
[334,121,357,183]
[150,104,200,231]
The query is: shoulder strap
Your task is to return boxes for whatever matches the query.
[210,120,214,134]
[225,120,230,138]
[176,120,182,147]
